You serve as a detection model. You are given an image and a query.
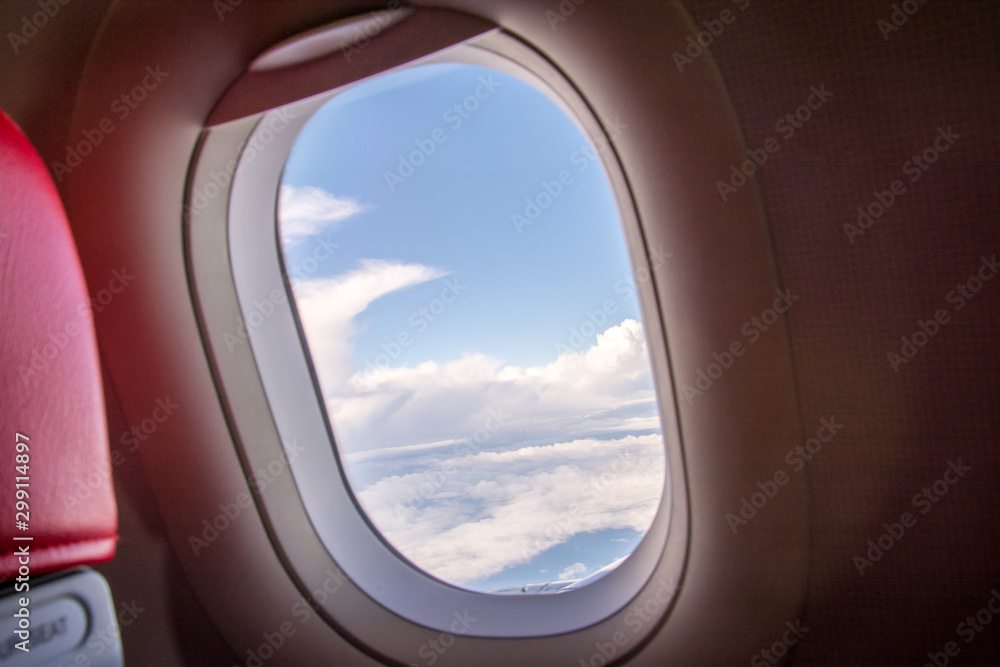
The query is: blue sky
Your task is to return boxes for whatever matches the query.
[278,63,665,592]
[280,63,640,369]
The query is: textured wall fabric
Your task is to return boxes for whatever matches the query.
[0,110,117,578]
[1,1,997,663]
[681,1,1000,663]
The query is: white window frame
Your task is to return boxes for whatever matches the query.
[186,14,687,663]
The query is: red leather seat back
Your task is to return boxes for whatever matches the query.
[0,109,117,578]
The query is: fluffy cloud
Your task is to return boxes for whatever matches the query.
[356,433,665,586]
[558,562,588,579]
[331,319,658,457]
[292,259,447,394]
[292,265,666,589]
[278,185,369,244]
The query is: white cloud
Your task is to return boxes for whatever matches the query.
[558,562,588,579]
[356,432,665,586]
[292,262,667,588]
[278,185,368,244]
[293,259,447,395]
[330,319,658,456]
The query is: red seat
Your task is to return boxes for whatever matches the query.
[0,109,117,578]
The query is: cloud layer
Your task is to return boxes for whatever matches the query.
[356,432,664,585]
[288,242,666,588]
[331,318,659,458]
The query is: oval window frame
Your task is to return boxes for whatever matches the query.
[186,18,688,664]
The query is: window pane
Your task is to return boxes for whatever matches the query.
[278,62,666,593]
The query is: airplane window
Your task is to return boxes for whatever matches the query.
[277,62,666,593]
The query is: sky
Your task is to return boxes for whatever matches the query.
[278,62,666,591]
